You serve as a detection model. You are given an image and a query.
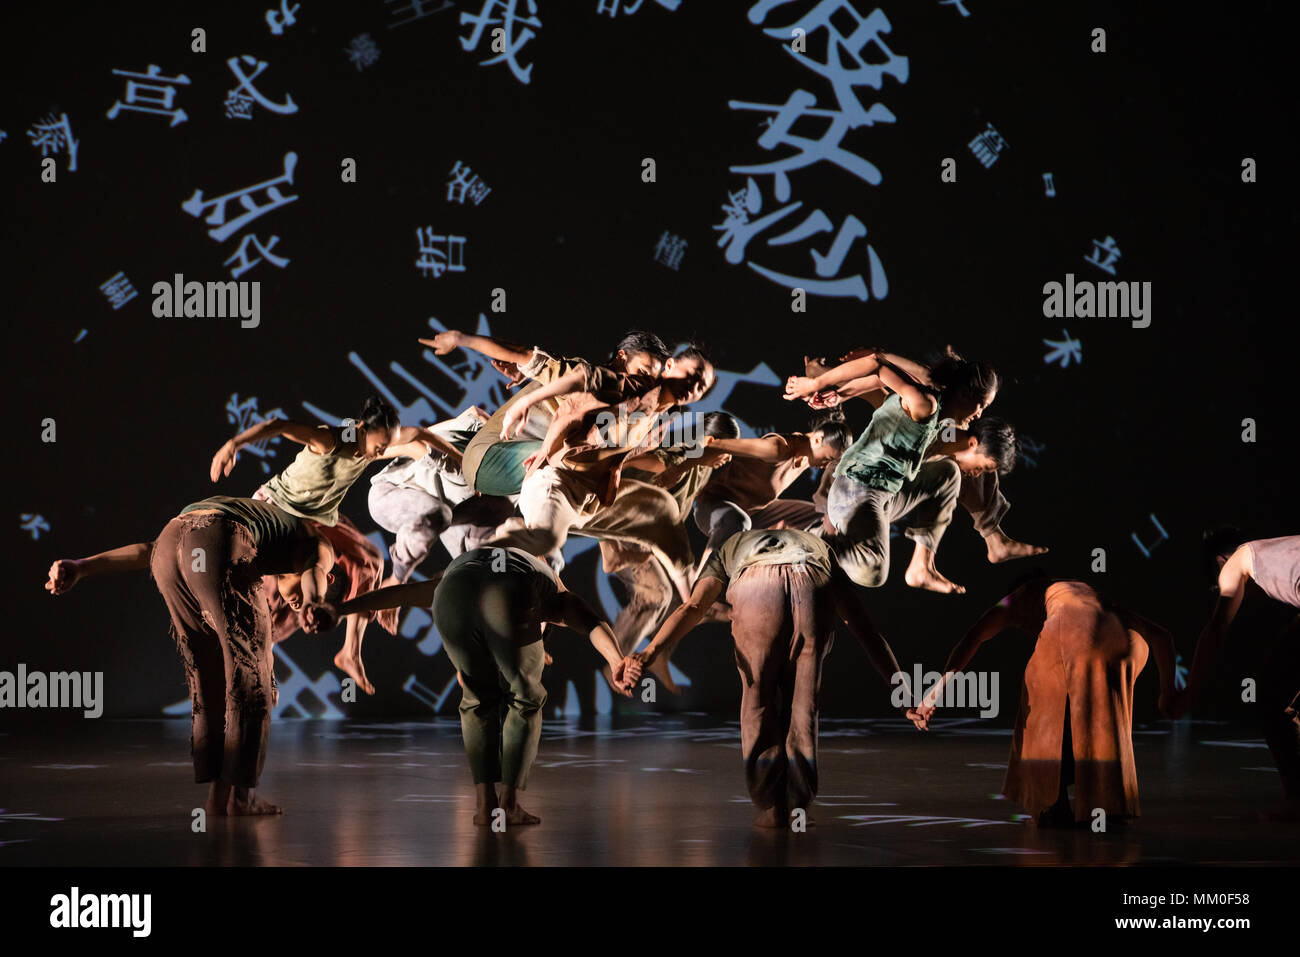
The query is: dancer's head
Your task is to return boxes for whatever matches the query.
[276,533,336,611]
[806,409,853,466]
[608,330,671,376]
[660,344,715,405]
[930,346,999,428]
[702,411,741,441]
[953,416,1018,476]
[1203,525,1248,575]
[354,395,400,457]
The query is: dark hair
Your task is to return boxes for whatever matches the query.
[809,408,853,452]
[1202,526,1247,576]
[929,345,1000,409]
[609,330,670,366]
[971,416,1019,475]
[675,341,712,366]
[702,411,741,440]
[356,395,399,433]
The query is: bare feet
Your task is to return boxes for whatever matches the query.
[985,528,1049,564]
[205,781,233,817]
[903,549,966,594]
[500,786,541,825]
[228,787,282,816]
[334,647,376,695]
[647,656,681,696]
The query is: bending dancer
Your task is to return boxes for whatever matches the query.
[921,579,1177,827]
[691,410,853,574]
[489,345,716,562]
[620,528,926,827]
[788,346,1000,593]
[798,352,1046,563]
[305,546,636,826]
[424,328,670,498]
[1173,532,1300,819]
[210,395,450,694]
[46,496,335,816]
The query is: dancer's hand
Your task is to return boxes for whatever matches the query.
[916,702,936,724]
[500,400,531,440]
[613,656,641,694]
[210,440,238,481]
[418,331,462,355]
[904,707,929,731]
[806,389,841,410]
[784,375,820,401]
[492,359,525,387]
[522,450,545,479]
[45,559,82,595]
[302,602,339,633]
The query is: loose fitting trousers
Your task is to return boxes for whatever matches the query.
[728,563,837,812]
[825,456,962,587]
[152,513,273,788]
[1260,615,1300,800]
[432,566,548,789]
[367,482,453,581]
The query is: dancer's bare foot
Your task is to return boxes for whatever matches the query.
[334,647,376,695]
[228,787,282,816]
[647,656,680,696]
[903,560,966,595]
[985,528,1049,564]
[501,787,541,825]
[753,806,787,828]
[375,579,402,634]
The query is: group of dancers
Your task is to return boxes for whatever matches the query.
[43,328,1300,827]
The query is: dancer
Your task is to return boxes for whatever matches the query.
[797,352,1047,564]
[1173,532,1300,819]
[46,496,335,816]
[304,546,637,826]
[788,346,1000,593]
[921,578,1178,826]
[489,345,715,561]
[691,410,853,574]
[210,395,450,694]
[424,329,671,497]
[620,528,926,827]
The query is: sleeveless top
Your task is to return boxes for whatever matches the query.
[699,528,835,588]
[179,496,315,575]
[834,393,940,494]
[261,436,371,527]
[1247,536,1300,608]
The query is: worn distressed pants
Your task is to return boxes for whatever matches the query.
[151,513,273,788]
[728,563,836,813]
[432,566,548,789]
[1261,615,1300,800]
[825,457,962,587]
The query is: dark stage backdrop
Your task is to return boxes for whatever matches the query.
[5,0,1297,723]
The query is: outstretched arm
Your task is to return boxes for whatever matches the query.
[419,329,536,367]
[1119,609,1179,716]
[46,542,154,594]
[708,434,799,464]
[923,585,1043,714]
[546,590,632,692]
[1177,545,1252,714]
[635,576,726,668]
[211,419,333,481]
[330,572,446,621]
[500,368,590,440]
[380,425,463,465]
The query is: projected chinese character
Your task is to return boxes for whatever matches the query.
[939,0,971,16]
[597,0,681,15]
[27,113,78,171]
[415,228,467,277]
[1018,436,1045,468]
[99,271,137,310]
[226,394,288,472]
[1043,331,1082,368]
[460,0,541,84]
[1084,235,1122,275]
[20,514,50,540]
[106,65,191,127]
[182,152,299,243]
[654,231,687,270]
[967,122,1007,168]
[224,55,298,117]
[447,161,491,205]
[265,0,300,34]
[345,34,381,71]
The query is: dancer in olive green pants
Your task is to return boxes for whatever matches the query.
[307,546,636,826]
